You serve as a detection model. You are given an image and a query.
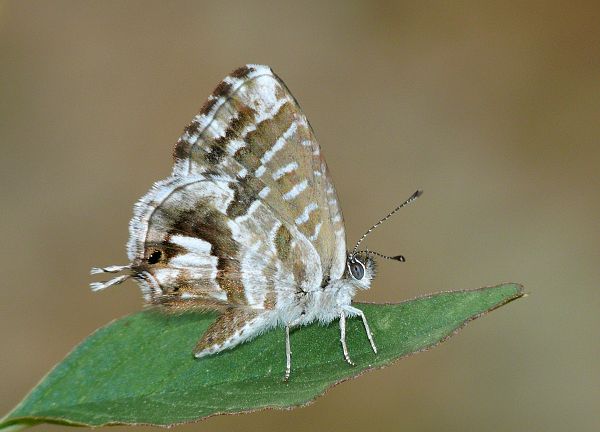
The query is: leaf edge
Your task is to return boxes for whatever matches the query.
[0,282,525,430]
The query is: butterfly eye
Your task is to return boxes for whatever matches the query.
[148,250,162,264]
[349,260,365,280]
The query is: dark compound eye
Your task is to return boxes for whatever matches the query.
[148,250,162,264]
[349,260,365,280]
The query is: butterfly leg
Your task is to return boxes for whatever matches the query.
[283,318,303,380]
[343,305,377,354]
[339,310,355,366]
[284,325,292,381]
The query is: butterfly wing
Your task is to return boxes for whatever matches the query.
[173,65,346,283]
[127,65,346,310]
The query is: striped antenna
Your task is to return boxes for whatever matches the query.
[352,189,423,255]
[366,250,406,262]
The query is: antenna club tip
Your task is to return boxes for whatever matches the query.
[393,255,406,262]
[352,189,422,252]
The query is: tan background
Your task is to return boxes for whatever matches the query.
[1,1,599,431]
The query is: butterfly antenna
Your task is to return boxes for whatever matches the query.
[365,250,406,262]
[352,189,423,254]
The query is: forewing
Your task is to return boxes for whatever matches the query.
[173,64,346,283]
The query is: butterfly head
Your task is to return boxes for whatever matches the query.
[344,189,422,291]
[345,251,377,290]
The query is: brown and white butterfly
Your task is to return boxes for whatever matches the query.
[91,64,421,379]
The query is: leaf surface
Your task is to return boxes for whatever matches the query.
[0,283,523,429]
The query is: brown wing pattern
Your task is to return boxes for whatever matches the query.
[173,64,346,284]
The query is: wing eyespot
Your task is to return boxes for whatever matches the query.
[148,250,162,264]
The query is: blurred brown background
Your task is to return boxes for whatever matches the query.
[1,1,599,431]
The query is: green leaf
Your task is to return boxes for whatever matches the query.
[1,283,523,429]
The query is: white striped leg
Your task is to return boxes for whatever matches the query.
[284,325,292,381]
[339,310,355,366]
[343,305,377,354]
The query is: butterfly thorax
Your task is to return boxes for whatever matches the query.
[291,255,376,326]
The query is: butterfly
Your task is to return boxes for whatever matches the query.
[91,64,421,380]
